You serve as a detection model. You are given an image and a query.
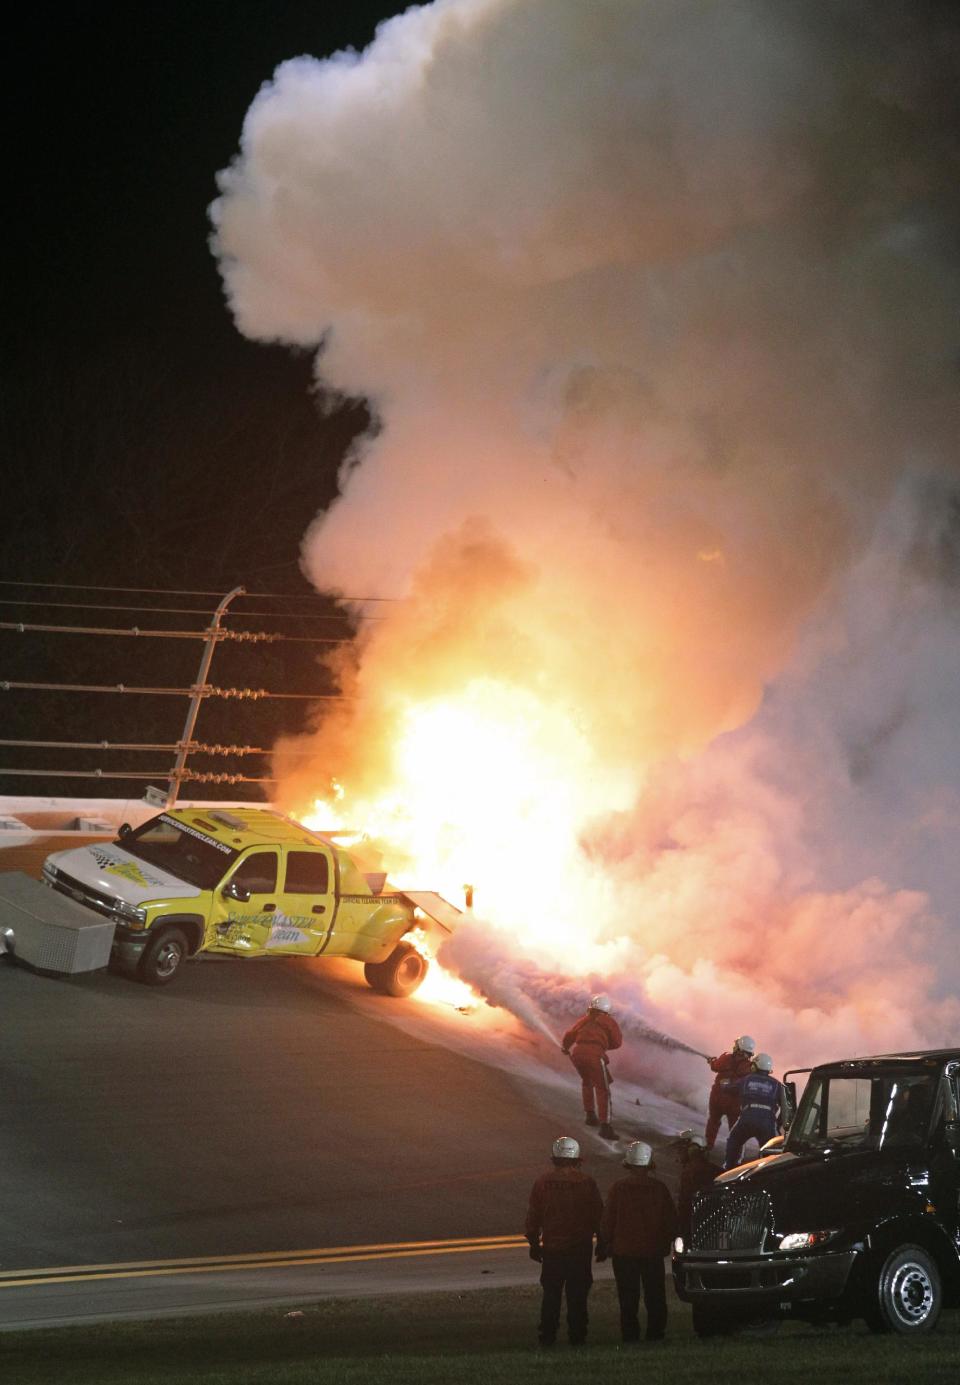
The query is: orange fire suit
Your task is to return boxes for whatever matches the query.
[705,1050,753,1150]
[562,1011,623,1123]
[525,1164,604,1346]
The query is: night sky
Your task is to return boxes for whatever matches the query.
[1,2,408,797]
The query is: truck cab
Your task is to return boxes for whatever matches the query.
[673,1049,960,1336]
[41,806,455,993]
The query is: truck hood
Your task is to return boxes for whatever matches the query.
[46,843,201,905]
[717,1146,920,1229]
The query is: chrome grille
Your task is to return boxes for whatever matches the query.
[46,868,121,921]
[691,1188,772,1252]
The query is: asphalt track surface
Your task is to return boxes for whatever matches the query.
[1,942,640,1330]
[0,1240,556,1331]
[0,833,701,1331]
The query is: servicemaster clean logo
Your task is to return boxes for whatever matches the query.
[106,860,151,887]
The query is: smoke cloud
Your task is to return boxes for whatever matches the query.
[212,0,960,1099]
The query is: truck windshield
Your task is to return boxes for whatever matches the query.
[786,1071,937,1154]
[120,814,239,890]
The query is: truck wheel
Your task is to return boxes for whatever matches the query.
[868,1245,942,1335]
[363,942,427,998]
[137,927,189,986]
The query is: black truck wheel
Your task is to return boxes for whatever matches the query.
[868,1245,942,1335]
[363,941,428,998]
[137,927,189,986]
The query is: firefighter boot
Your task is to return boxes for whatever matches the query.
[598,1122,617,1140]
[584,1112,599,1127]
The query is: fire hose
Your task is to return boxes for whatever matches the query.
[601,1053,614,1124]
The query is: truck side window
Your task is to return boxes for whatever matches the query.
[882,1078,934,1146]
[285,851,329,895]
[232,852,278,895]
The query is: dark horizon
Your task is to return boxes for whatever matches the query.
[2,2,409,797]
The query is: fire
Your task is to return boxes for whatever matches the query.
[298,676,638,1004]
[406,927,478,1011]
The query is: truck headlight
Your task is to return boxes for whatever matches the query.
[779,1230,838,1252]
[673,1237,684,1255]
[115,901,148,927]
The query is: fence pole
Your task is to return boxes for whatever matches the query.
[166,586,245,808]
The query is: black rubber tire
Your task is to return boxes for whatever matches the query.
[868,1245,942,1335]
[137,926,189,987]
[364,941,427,998]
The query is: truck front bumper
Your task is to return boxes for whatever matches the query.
[111,926,147,971]
[673,1248,858,1305]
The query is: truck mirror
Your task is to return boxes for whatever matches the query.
[117,822,132,840]
[223,880,251,904]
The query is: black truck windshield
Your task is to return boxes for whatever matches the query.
[786,1071,937,1154]
[120,814,239,890]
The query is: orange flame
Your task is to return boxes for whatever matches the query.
[298,677,639,1002]
[406,926,478,1010]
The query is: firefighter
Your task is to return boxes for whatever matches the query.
[704,1034,755,1150]
[724,1053,785,1169]
[677,1134,718,1241]
[598,1141,678,1343]
[525,1136,604,1348]
[561,994,623,1140]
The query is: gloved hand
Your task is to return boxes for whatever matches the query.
[528,1244,543,1263]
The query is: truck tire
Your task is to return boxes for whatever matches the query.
[363,941,428,998]
[867,1245,942,1335]
[137,927,189,987]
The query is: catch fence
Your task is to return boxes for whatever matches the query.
[0,580,387,806]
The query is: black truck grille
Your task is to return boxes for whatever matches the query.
[691,1188,773,1253]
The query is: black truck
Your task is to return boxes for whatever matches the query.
[673,1048,960,1335]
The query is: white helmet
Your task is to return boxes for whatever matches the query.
[552,1135,581,1160]
[734,1034,756,1055]
[590,994,612,1013]
[754,1052,774,1073]
[623,1141,654,1168]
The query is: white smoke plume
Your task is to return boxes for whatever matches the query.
[211,0,960,1098]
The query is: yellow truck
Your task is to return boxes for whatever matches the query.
[40,806,457,992]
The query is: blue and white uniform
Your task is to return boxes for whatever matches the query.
[724,1072,783,1170]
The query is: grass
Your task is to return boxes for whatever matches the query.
[2,1283,958,1385]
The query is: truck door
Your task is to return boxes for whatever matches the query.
[267,847,337,954]
[208,848,282,953]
